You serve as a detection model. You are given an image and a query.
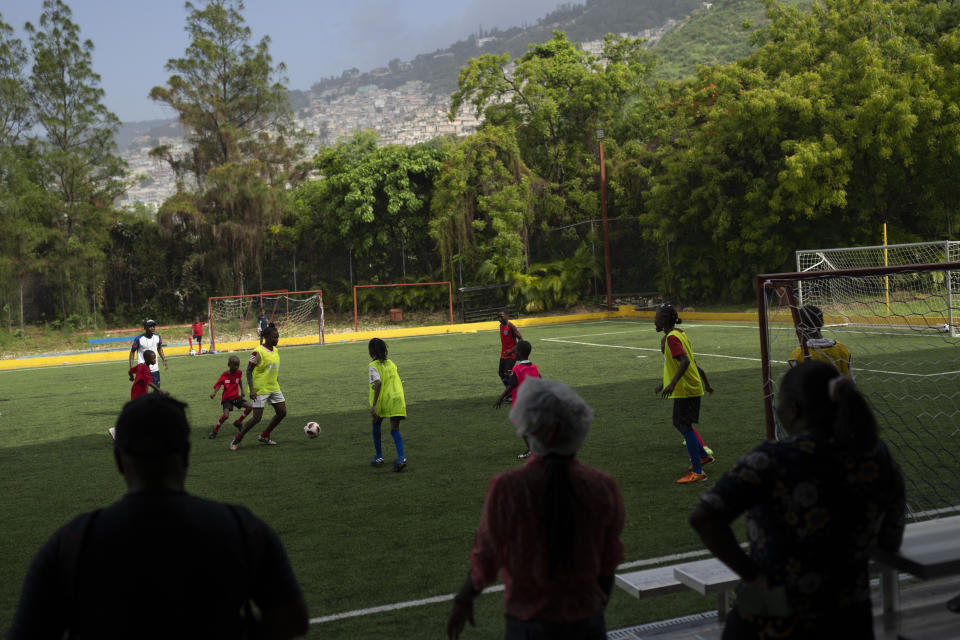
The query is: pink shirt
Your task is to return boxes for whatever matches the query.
[510,361,540,403]
[469,457,625,622]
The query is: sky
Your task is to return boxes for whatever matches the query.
[3,0,563,123]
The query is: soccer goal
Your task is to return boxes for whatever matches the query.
[757,262,960,519]
[208,289,325,350]
[796,240,960,336]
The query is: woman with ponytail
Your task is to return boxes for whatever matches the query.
[690,360,906,638]
[446,378,625,640]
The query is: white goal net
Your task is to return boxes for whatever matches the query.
[757,263,960,519]
[208,290,325,350]
[796,241,960,336]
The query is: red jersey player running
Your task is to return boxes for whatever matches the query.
[208,355,253,439]
[493,340,540,459]
[110,350,167,440]
[497,310,523,389]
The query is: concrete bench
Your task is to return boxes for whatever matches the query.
[616,557,740,621]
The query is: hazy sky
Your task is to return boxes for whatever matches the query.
[3,0,563,123]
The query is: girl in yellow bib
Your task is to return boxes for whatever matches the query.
[654,304,715,484]
[230,324,287,450]
[368,338,407,472]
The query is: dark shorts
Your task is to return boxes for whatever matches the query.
[672,396,701,427]
[151,371,161,386]
[504,610,606,640]
[193,334,202,341]
[221,397,246,412]
[499,357,515,380]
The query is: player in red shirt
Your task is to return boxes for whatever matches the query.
[191,316,205,354]
[497,310,522,388]
[494,340,540,459]
[208,355,253,439]
[110,350,166,440]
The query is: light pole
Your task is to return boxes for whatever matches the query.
[597,124,613,311]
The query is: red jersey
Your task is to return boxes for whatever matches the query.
[130,364,153,399]
[191,321,204,336]
[509,361,540,403]
[213,370,243,401]
[499,321,521,358]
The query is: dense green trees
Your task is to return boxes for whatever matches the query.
[4,0,960,331]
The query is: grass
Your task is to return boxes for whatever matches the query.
[0,318,792,636]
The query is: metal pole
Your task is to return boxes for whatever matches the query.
[599,137,613,311]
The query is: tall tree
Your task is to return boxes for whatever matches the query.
[0,15,31,145]
[149,0,306,187]
[25,0,125,322]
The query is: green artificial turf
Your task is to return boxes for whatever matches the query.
[0,318,788,637]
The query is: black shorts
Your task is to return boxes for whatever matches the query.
[193,334,202,341]
[221,397,247,412]
[499,358,515,380]
[672,396,701,427]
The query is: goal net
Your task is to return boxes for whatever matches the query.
[757,262,960,519]
[796,240,960,336]
[208,289,325,350]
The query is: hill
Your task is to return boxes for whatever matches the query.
[652,0,814,80]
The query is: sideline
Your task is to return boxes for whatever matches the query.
[308,548,716,624]
[0,308,760,372]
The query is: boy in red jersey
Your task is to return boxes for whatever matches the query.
[110,350,166,440]
[191,316,205,354]
[497,310,522,388]
[208,355,253,439]
[494,340,540,459]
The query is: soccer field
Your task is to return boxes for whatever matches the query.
[0,317,775,637]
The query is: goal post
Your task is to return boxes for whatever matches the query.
[207,289,325,351]
[796,240,960,335]
[757,262,960,519]
[353,282,454,332]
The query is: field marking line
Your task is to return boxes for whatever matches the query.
[308,548,718,625]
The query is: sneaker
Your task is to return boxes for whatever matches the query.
[704,446,714,456]
[392,458,407,472]
[257,436,278,445]
[370,456,385,467]
[517,450,532,459]
[229,438,241,451]
[677,471,707,484]
[689,454,716,470]
[107,427,117,441]
[208,431,218,440]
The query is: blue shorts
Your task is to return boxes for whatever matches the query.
[151,371,161,386]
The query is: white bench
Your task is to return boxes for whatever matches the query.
[871,514,960,630]
[616,557,740,621]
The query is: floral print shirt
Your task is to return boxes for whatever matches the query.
[700,432,905,626]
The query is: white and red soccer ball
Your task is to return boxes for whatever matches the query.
[304,421,321,438]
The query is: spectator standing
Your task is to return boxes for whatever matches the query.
[129,318,167,387]
[690,360,906,639]
[447,377,624,640]
[10,394,309,639]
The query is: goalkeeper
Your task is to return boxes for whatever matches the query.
[789,305,852,377]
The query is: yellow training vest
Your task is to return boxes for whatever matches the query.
[369,359,407,418]
[661,329,703,399]
[252,345,280,393]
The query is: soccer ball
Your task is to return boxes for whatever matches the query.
[304,421,321,438]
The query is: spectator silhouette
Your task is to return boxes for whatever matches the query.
[690,360,905,639]
[10,394,309,640]
[446,377,625,640]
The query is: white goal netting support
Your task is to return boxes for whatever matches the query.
[757,262,960,520]
[208,289,325,351]
[796,241,960,336]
